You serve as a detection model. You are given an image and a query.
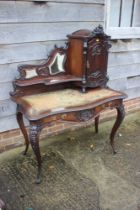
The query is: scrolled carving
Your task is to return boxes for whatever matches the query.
[87,71,109,87]
[91,25,105,37]
[91,41,111,56]
[92,43,102,56]
[88,71,102,79]
[76,109,94,122]
[29,124,41,147]
[37,65,49,76]
[29,124,42,183]
[31,124,42,134]
[18,68,26,79]
[91,25,111,53]
[104,40,112,52]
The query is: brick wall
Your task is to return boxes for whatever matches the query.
[0,97,140,153]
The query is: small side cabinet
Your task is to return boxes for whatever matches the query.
[66,25,111,92]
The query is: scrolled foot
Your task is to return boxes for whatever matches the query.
[35,176,42,184]
[35,168,42,184]
[22,145,29,156]
[110,142,117,154]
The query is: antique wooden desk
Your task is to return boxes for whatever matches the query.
[10,25,127,183]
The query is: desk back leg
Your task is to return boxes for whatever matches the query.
[29,123,42,184]
[16,111,29,155]
[110,101,125,154]
[95,115,100,133]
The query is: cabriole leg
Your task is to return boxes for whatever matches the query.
[29,123,42,184]
[16,111,29,155]
[95,115,100,133]
[110,103,125,154]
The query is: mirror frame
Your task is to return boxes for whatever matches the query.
[47,47,67,76]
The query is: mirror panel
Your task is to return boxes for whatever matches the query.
[48,52,66,75]
[25,69,38,79]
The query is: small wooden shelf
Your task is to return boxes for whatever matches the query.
[44,75,82,85]
[15,75,82,87]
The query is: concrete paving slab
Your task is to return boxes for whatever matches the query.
[0,111,140,210]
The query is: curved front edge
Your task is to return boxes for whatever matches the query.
[29,123,42,184]
[110,101,125,154]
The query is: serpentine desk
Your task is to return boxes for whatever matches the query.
[10,26,127,183]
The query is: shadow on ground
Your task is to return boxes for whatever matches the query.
[0,111,140,210]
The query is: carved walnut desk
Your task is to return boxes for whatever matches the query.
[10,25,127,183]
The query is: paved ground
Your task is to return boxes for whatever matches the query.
[0,111,140,210]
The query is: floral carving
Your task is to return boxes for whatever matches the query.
[76,110,94,121]
[88,71,109,87]
[92,43,102,56]
[91,25,105,37]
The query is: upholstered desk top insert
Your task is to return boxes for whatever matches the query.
[17,88,125,120]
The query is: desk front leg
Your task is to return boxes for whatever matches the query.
[29,123,42,184]
[16,111,29,155]
[110,101,125,154]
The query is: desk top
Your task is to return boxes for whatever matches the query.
[15,88,126,120]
